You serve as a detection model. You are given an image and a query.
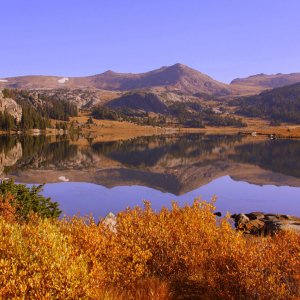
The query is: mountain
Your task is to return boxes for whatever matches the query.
[233,82,300,123]
[0,64,231,96]
[231,73,300,93]
[2,65,300,100]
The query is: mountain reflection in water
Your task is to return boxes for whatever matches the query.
[1,134,300,216]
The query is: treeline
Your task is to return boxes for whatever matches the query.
[92,106,167,127]
[19,104,50,130]
[0,110,16,131]
[41,95,78,121]
[0,105,50,131]
[92,106,123,121]
[2,89,78,130]
[231,83,300,123]
[92,102,246,128]
[169,103,246,128]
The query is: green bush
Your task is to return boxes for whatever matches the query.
[0,180,61,221]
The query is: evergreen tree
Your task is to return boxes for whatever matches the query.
[0,110,16,131]
[0,180,61,221]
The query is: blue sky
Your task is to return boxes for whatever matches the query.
[1,0,300,82]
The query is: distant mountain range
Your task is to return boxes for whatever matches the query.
[2,64,300,126]
[0,64,229,96]
[231,73,300,92]
[2,63,300,96]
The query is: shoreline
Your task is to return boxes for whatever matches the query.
[1,116,300,140]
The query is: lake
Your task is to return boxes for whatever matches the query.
[1,133,300,219]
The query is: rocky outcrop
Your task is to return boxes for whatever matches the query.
[231,212,300,236]
[0,91,22,122]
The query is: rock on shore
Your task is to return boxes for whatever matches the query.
[231,212,300,236]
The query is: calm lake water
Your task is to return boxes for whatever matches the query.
[1,134,300,218]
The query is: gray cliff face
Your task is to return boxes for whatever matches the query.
[0,91,22,122]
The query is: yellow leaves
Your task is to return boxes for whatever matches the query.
[0,217,90,299]
[0,199,300,299]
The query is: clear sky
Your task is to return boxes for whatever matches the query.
[1,0,300,82]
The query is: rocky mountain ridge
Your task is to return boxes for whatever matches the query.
[0,63,231,96]
[2,64,300,97]
[2,64,300,118]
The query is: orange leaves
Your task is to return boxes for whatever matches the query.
[0,193,17,223]
[0,199,299,299]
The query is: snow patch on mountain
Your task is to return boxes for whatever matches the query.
[58,77,69,84]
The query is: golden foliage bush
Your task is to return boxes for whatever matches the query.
[0,193,17,223]
[0,198,299,299]
[0,217,90,299]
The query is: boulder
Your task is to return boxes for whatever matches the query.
[102,212,117,233]
[231,213,250,229]
[244,219,265,235]
[231,212,300,236]
[246,212,265,220]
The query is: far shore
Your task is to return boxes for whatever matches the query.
[1,115,300,141]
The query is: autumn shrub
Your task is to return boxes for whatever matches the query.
[62,199,300,299]
[0,198,299,299]
[0,217,89,299]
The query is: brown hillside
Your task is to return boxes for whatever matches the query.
[231,72,300,92]
[105,92,169,114]
[0,64,231,96]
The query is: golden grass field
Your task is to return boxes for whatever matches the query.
[70,114,300,140]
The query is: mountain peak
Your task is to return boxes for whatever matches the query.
[171,63,187,68]
[167,63,194,71]
[103,70,114,74]
[102,70,118,76]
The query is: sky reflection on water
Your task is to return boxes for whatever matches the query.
[39,176,300,219]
